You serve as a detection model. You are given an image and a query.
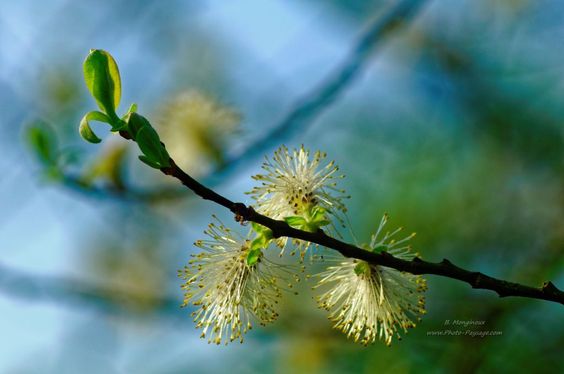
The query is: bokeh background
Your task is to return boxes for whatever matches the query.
[1,0,563,373]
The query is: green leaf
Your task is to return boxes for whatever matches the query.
[255,232,272,248]
[262,228,273,240]
[354,261,370,276]
[285,216,306,228]
[83,49,121,117]
[79,111,110,143]
[247,237,266,266]
[138,155,162,169]
[119,103,138,125]
[311,206,327,221]
[125,103,138,115]
[26,123,56,165]
[246,225,273,265]
[251,222,273,239]
[250,237,264,251]
[246,247,262,266]
[304,206,331,231]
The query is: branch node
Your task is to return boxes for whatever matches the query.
[231,202,248,224]
[118,130,131,139]
[441,258,453,266]
[542,281,559,293]
[380,251,392,259]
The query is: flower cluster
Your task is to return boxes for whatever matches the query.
[314,214,427,346]
[157,91,240,176]
[247,145,349,254]
[179,219,283,344]
[180,146,426,346]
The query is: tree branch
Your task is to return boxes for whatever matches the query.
[159,158,564,306]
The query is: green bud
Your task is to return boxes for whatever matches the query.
[126,112,170,169]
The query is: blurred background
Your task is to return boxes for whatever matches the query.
[1,0,563,373]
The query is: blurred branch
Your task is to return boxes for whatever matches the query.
[53,0,429,201]
[205,0,429,184]
[153,155,564,305]
[59,173,184,202]
[0,262,181,317]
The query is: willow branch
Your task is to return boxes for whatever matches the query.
[157,157,564,306]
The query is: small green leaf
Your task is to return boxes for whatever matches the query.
[354,261,370,276]
[256,232,272,248]
[311,206,327,221]
[118,103,138,128]
[250,237,263,251]
[138,155,162,169]
[125,103,138,115]
[246,247,262,266]
[307,206,331,229]
[251,222,273,239]
[26,123,56,165]
[83,49,121,117]
[79,111,110,143]
[262,229,273,240]
[285,216,306,228]
[246,226,273,264]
